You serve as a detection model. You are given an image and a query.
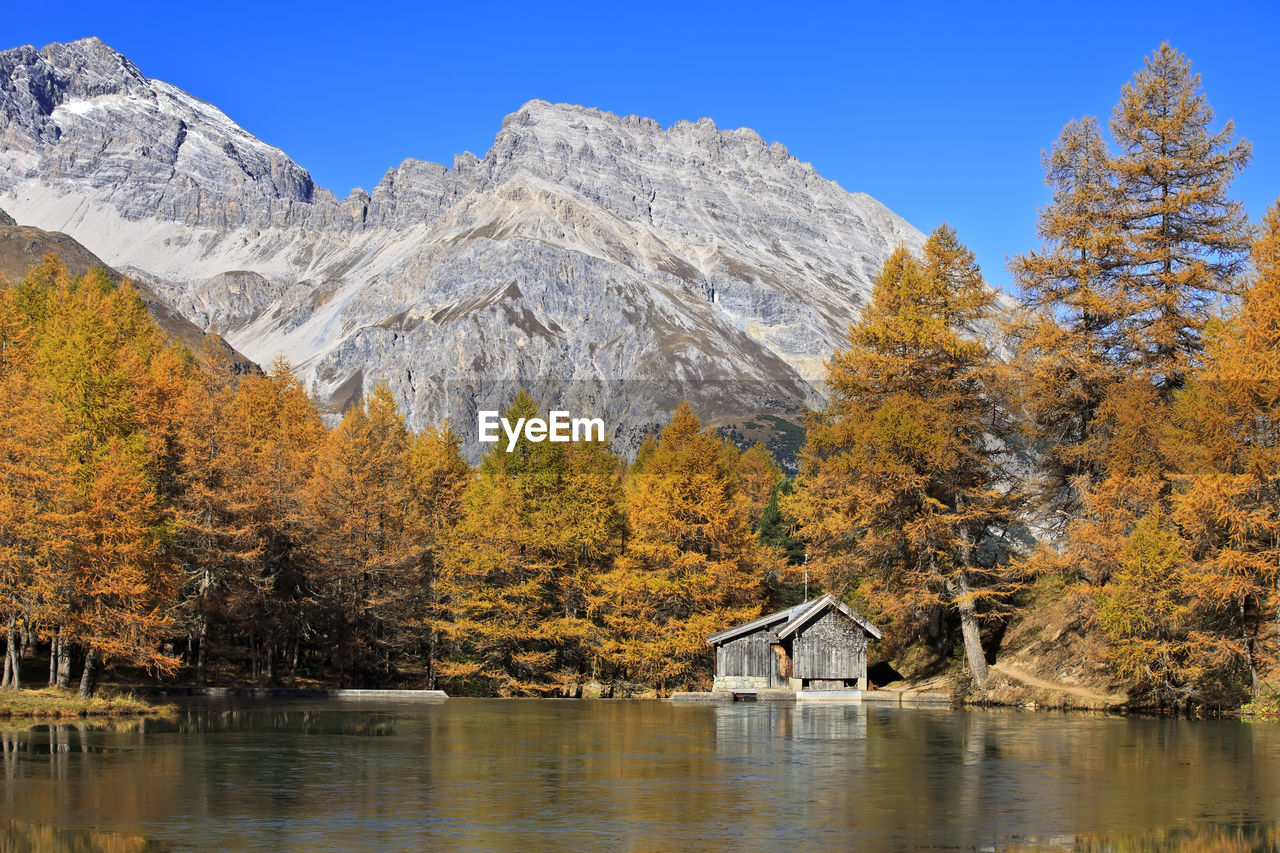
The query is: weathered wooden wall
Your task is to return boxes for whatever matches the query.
[716,633,773,677]
[792,611,866,680]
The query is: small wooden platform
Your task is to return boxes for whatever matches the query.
[799,689,951,706]
[670,688,951,706]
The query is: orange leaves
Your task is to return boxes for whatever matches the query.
[595,403,764,692]
[792,227,1013,578]
[1110,43,1252,389]
[1006,46,1267,705]
[0,288,66,628]
[734,443,783,530]
[789,225,1017,684]
[439,390,620,696]
[306,384,418,679]
[1092,511,1202,698]
[0,257,185,687]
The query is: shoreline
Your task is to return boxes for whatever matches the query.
[4,675,1265,721]
[0,687,176,720]
[0,681,1264,712]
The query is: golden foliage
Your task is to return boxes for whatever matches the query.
[439,391,623,695]
[788,227,1020,686]
[594,402,764,693]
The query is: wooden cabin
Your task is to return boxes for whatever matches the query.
[707,594,883,692]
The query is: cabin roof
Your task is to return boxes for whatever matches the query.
[706,593,883,645]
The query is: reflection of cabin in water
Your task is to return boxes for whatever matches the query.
[707,594,882,692]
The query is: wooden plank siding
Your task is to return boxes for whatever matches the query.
[711,596,879,689]
[792,611,866,680]
[716,633,773,678]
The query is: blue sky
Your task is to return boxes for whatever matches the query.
[6,1,1278,290]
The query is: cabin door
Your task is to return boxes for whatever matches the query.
[769,643,792,688]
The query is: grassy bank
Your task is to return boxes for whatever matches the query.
[0,686,175,719]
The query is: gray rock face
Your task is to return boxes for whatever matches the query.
[1,38,319,228]
[0,37,974,456]
[0,209,258,374]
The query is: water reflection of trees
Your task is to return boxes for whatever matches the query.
[714,705,1280,848]
[166,707,400,737]
[0,705,406,849]
[3,703,1280,849]
[1,820,169,852]
[1003,825,1278,851]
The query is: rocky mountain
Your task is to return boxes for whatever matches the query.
[0,36,940,454]
[0,206,257,373]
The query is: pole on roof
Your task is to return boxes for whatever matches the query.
[803,552,808,602]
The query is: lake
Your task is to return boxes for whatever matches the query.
[2,699,1278,850]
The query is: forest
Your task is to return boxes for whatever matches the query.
[1,44,1277,709]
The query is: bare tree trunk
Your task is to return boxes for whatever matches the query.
[18,614,29,674]
[3,616,19,690]
[926,604,946,654]
[1,625,12,689]
[426,565,438,691]
[338,608,348,689]
[1243,601,1258,696]
[49,634,58,687]
[196,610,208,686]
[955,571,989,688]
[427,628,437,690]
[78,647,98,698]
[56,631,73,688]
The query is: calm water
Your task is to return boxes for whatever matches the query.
[3,699,1279,851]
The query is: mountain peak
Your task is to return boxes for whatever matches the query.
[1,36,317,226]
[37,35,148,91]
[0,38,938,456]
[502,98,769,150]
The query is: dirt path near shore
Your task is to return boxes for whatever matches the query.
[992,661,1127,706]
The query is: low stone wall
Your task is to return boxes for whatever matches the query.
[669,689,795,704]
[713,675,770,691]
[796,689,952,706]
[668,691,735,704]
[866,689,951,707]
[754,688,798,702]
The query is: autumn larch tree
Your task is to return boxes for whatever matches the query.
[1013,43,1254,701]
[0,279,71,689]
[218,358,325,682]
[1012,43,1252,509]
[1021,46,1256,702]
[1008,116,1127,528]
[169,340,255,685]
[309,385,419,686]
[734,443,784,531]
[1110,42,1253,394]
[594,402,763,694]
[402,422,471,689]
[788,227,1021,687]
[1159,201,1280,701]
[439,391,624,696]
[14,258,184,694]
